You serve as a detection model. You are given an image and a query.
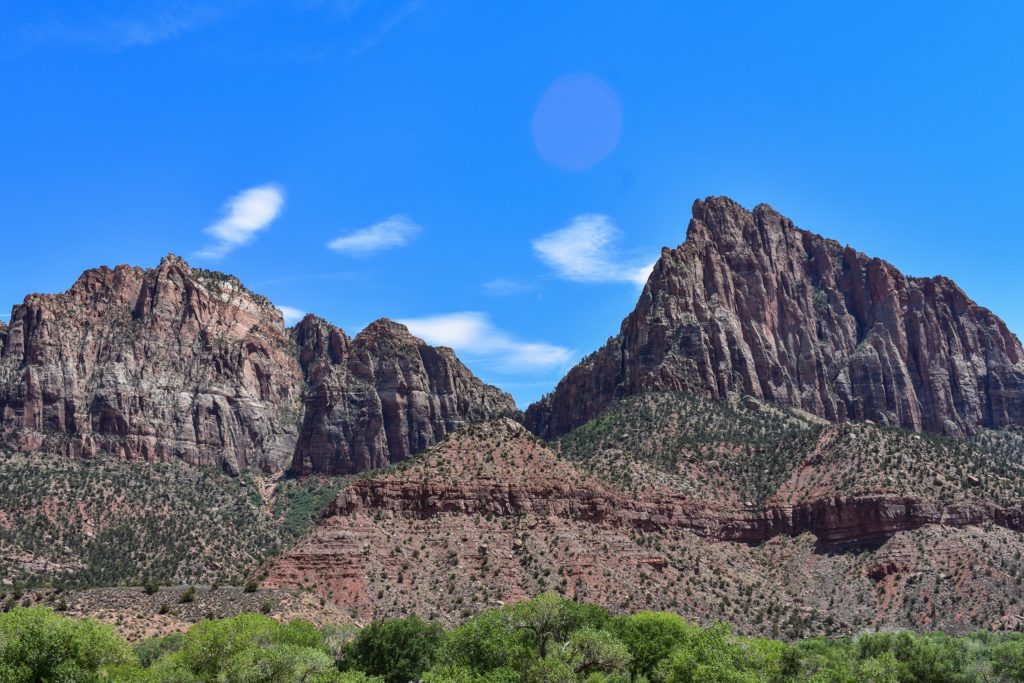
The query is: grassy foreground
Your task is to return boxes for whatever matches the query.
[3,593,1024,682]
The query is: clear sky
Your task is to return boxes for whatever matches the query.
[2,2,1022,407]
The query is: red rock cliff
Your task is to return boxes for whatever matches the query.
[527,197,1024,438]
[0,255,515,473]
[289,315,516,474]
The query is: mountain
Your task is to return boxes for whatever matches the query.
[290,315,515,475]
[6,203,1024,640]
[0,255,515,475]
[262,414,1024,635]
[526,197,1024,439]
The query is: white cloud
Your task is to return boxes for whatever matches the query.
[398,312,572,372]
[532,214,654,286]
[19,5,222,52]
[197,184,285,259]
[483,278,535,296]
[327,215,421,255]
[277,306,306,326]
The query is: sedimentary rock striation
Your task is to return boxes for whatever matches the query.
[264,419,1024,632]
[0,255,514,473]
[290,315,516,474]
[527,196,1024,438]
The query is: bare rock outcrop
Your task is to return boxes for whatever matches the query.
[289,316,517,474]
[0,255,302,473]
[0,255,515,474]
[527,196,1024,438]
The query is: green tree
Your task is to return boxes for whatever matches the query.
[856,631,974,683]
[173,613,327,682]
[610,611,692,681]
[525,655,576,683]
[510,593,609,660]
[343,615,445,683]
[0,606,138,682]
[855,652,900,683]
[560,628,632,678]
[993,640,1024,682]
[217,642,337,682]
[135,632,186,667]
[432,606,533,675]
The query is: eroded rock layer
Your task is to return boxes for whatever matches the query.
[264,418,1024,634]
[0,255,514,473]
[527,197,1024,438]
[290,316,516,474]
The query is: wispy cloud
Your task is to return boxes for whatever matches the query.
[533,214,653,286]
[348,0,423,59]
[18,3,222,52]
[327,215,421,255]
[398,312,572,372]
[483,278,535,296]
[277,306,306,326]
[197,184,285,260]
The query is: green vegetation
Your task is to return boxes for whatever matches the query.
[0,606,135,681]
[6,596,1024,682]
[558,392,824,501]
[0,452,349,588]
[558,392,1024,505]
[272,474,352,542]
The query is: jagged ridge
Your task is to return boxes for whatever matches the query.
[0,254,516,474]
[526,196,1024,438]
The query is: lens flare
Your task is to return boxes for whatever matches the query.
[531,74,622,171]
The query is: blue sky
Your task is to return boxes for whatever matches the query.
[1,2,1022,407]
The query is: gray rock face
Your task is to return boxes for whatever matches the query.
[290,316,517,474]
[0,255,515,474]
[527,196,1024,438]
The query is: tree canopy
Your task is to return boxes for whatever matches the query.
[3,596,1024,682]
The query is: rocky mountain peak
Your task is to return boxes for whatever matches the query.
[357,317,414,338]
[294,314,350,369]
[291,314,517,475]
[527,196,1024,439]
[0,255,514,475]
[157,252,189,269]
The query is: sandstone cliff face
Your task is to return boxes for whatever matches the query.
[527,196,1024,438]
[0,255,302,474]
[290,316,516,474]
[0,255,514,474]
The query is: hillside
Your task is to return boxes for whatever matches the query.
[263,415,1024,636]
[0,450,349,587]
[558,392,1024,508]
